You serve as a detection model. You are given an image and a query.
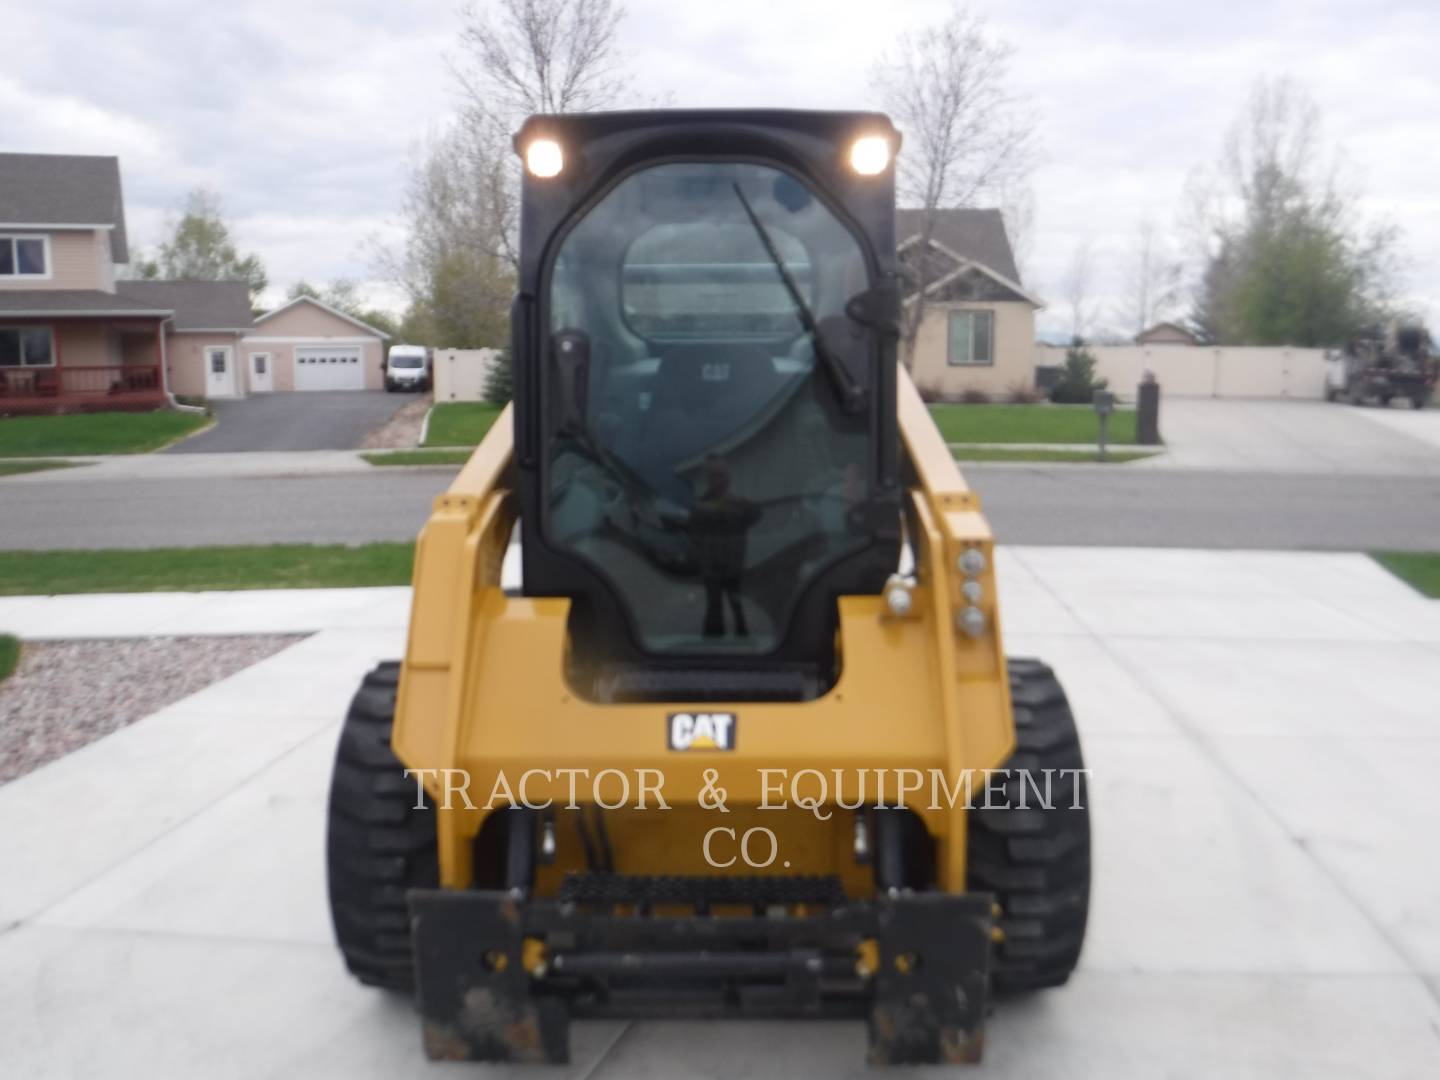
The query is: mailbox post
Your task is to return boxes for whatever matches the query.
[1092,389,1116,461]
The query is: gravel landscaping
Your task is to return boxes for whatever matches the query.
[0,635,302,784]
[360,396,432,449]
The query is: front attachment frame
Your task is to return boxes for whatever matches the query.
[409,886,994,1065]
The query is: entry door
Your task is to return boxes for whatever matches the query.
[249,352,274,393]
[294,346,365,391]
[205,346,237,397]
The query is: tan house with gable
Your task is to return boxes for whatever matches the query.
[897,208,1042,399]
[242,295,390,393]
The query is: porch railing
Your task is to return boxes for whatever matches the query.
[0,364,163,399]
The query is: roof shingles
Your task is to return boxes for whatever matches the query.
[0,154,128,262]
[0,290,170,317]
[895,207,1021,284]
[117,281,254,331]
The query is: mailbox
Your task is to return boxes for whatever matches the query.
[1092,389,1116,461]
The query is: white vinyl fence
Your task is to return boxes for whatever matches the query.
[1034,344,1329,400]
[433,348,503,402]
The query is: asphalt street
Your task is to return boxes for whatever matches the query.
[4,465,1440,551]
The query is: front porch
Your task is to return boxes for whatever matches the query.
[0,316,168,415]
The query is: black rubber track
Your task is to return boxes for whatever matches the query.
[326,662,438,992]
[967,657,1091,992]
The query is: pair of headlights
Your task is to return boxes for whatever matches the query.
[523,134,894,179]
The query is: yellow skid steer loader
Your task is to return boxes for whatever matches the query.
[326,109,1089,1065]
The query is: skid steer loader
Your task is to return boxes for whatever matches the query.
[327,109,1090,1065]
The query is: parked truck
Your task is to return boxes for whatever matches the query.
[1325,324,1435,408]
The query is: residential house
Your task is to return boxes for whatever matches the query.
[897,208,1042,398]
[1135,321,1199,347]
[0,153,170,412]
[240,295,390,393]
[0,153,389,413]
[115,279,254,399]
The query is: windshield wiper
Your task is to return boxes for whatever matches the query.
[731,183,867,414]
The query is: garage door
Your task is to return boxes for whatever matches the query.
[294,346,365,391]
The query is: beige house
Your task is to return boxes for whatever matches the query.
[0,152,388,413]
[1,153,172,413]
[897,208,1041,399]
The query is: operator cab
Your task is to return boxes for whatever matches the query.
[510,111,904,698]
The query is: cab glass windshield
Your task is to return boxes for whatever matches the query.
[544,161,874,654]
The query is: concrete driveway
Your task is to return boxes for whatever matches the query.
[2,547,1440,1077]
[1150,398,1440,474]
[167,392,411,453]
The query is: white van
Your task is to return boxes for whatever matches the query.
[385,344,430,392]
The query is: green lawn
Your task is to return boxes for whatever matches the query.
[0,543,416,596]
[930,404,1139,445]
[424,403,503,447]
[0,411,210,457]
[362,449,472,467]
[0,634,19,684]
[0,459,80,477]
[952,448,1158,464]
[1372,552,1440,599]
[420,402,1136,449]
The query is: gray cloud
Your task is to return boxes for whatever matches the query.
[5,0,1435,328]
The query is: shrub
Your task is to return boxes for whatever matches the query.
[1049,341,1109,404]
[914,378,945,404]
[1007,380,1042,404]
[959,388,992,405]
[482,350,513,405]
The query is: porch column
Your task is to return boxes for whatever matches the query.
[156,318,172,399]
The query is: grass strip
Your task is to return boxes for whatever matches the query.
[0,543,417,596]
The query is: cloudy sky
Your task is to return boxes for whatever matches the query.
[5,0,1437,336]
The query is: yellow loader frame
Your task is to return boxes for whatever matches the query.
[391,365,1014,896]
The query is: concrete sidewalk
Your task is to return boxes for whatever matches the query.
[0,586,412,641]
[2,549,1440,1077]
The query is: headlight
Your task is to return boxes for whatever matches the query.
[849,135,891,176]
[525,139,564,178]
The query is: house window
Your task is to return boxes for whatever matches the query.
[209,350,227,374]
[947,310,994,366]
[0,327,56,367]
[0,235,50,278]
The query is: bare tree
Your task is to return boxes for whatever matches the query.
[1063,239,1094,343]
[372,125,517,347]
[998,181,1036,283]
[453,0,631,122]
[1117,221,1183,338]
[376,0,640,342]
[872,4,1035,362]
